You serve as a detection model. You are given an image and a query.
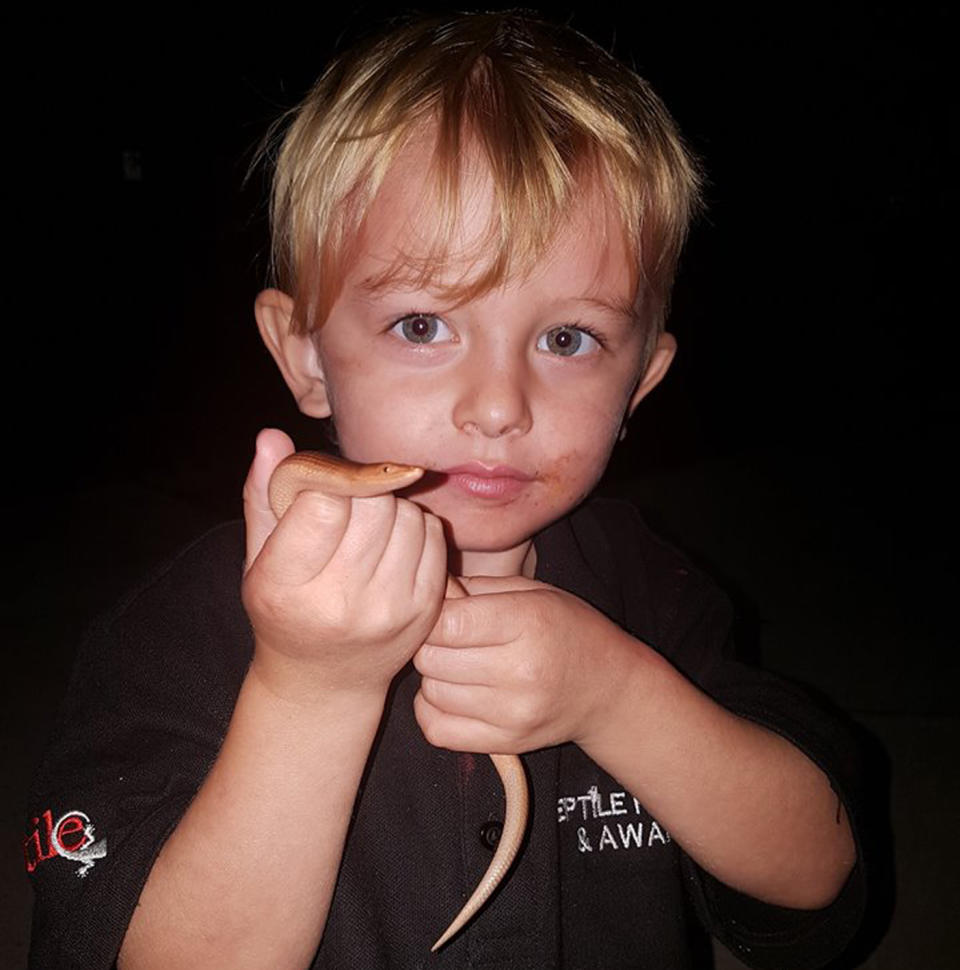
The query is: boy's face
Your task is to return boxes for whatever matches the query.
[258,144,674,576]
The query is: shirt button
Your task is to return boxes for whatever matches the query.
[479,820,503,850]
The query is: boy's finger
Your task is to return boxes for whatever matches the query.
[335,494,400,582]
[414,642,500,683]
[243,428,295,570]
[414,691,514,754]
[457,575,544,596]
[427,594,521,648]
[418,677,499,720]
[258,490,352,585]
[416,514,450,599]
[373,498,425,596]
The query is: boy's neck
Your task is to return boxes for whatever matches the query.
[454,541,537,580]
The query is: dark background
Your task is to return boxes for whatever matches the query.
[3,4,956,967]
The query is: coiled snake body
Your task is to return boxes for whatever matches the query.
[268,451,529,952]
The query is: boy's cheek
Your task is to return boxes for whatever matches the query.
[539,447,611,502]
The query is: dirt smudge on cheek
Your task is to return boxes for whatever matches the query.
[537,450,598,508]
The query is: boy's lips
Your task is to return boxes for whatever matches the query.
[437,462,534,500]
[441,462,533,480]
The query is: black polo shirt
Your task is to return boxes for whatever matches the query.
[26,499,866,968]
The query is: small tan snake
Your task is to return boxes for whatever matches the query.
[268,450,529,952]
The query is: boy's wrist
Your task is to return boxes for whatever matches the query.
[573,629,661,755]
[248,645,392,713]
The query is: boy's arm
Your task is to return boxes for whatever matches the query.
[118,668,385,970]
[115,431,448,970]
[577,637,857,910]
[416,581,856,913]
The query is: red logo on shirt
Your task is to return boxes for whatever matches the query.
[23,808,108,878]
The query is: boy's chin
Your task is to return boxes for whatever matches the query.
[443,517,548,575]
[416,483,587,570]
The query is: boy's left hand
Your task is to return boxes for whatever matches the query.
[413,577,640,754]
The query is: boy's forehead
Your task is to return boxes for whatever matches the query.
[366,137,497,266]
[348,137,639,312]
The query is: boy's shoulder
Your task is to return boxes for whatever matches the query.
[570,495,703,576]
[60,521,251,732]
[107,520,245,621]
[26,520,251,967]
[93,520,247,647]
[539,496,734,674]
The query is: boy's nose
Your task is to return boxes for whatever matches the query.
[452,364,533,439]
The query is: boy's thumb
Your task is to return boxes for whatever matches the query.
[243,428,296,569]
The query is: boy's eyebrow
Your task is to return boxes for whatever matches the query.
[356,272,425,296]
[568,295,638,321]
[354,275,638,322]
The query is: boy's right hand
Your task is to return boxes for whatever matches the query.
[241,428,448,704]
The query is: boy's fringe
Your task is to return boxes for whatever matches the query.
[258,11,703,348]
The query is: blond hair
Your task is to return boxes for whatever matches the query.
[267,11,702,341]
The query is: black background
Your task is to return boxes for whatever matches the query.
[4,4,956,967]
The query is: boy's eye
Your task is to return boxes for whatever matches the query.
[390,313,452,344]
[538,326,601,357]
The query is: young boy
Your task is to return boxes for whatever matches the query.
[27,11,865,969]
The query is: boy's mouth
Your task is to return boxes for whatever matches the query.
[438,462,534,500]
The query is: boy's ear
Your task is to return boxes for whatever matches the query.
[254,289,332,419]
[627,332,677,418]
